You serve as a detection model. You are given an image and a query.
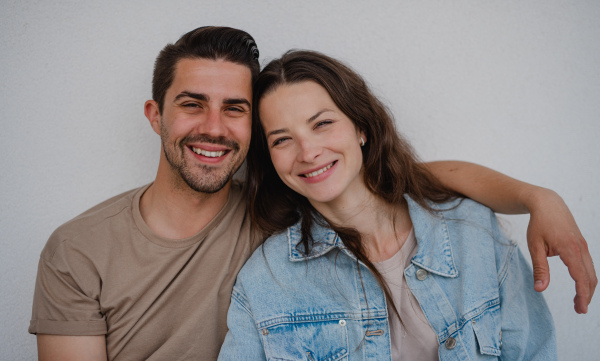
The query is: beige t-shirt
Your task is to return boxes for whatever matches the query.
[29,181,254,361]
[374,229,439,361]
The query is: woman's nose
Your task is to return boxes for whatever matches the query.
[296,137,321,162]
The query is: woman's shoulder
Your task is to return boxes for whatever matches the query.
[406,196,496,227]
[236,228,292,281]
[434,197,494,219]
[430,197,517,272]
[408,195,515,257]
[437,197,511,241]
[424,196,502,232]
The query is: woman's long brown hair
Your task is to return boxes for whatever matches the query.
[246,50,458,323]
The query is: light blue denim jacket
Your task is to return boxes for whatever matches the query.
[218,197,556,360]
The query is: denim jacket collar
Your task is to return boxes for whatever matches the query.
[287,195,459,278]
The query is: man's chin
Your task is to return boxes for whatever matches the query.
[183,174,233,194]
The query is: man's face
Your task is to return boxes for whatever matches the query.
[155,58,252,194]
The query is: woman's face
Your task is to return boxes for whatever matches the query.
[259,81,366,206]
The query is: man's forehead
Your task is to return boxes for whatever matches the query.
[173,58,250,81]
[169,58,252,98]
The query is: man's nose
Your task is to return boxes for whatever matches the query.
[199,108,227,137]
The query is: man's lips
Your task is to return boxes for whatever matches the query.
[300,161,337,178]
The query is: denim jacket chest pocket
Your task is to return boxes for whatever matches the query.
[405,264,502,360]
[470,304,502,357]
[259,317,349,361]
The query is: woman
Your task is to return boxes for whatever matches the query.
[219,50,556,360]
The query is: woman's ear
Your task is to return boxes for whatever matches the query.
[358,130,367,147]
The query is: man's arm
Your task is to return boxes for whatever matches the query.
[37,335,107,361]
[426,160,597,314]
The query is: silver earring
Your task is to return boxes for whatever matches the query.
[360,137,365,147]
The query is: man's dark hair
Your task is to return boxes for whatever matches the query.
[152,26,260,113]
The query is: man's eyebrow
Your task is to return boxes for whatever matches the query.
[174,91,208,102]
[223,98,251,108]
[173,92,250,108]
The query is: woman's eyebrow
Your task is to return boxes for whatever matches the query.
[266,128,289,139]
[266,109,335,139]
[307,109,333,124]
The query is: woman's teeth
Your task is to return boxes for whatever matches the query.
[304,162,334,178]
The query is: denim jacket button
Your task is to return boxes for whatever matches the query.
[339,319,346,327]
[445,337,457,350]
[416,269,428,281]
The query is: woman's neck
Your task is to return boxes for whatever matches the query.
[311,188,413,262]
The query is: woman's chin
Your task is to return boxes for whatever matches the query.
[303,191,343,207]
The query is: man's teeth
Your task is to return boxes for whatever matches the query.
[192,147,226,158]
[304,163,334,178]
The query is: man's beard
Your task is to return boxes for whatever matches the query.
[161,132,243,194]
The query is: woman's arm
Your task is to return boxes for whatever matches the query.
[426,160,596,314]
[498,246,557,360]
[218,290,266,360]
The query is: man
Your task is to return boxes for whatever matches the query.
[29,26,596,360]
[30,27,258,361]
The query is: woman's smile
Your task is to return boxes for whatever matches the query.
[259,81,365,205]
[299,160,337,180]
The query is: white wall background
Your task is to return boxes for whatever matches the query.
[1,0,598,359]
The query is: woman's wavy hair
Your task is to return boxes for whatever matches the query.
[246,50,457,320]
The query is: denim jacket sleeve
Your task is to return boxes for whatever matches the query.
[497,239,557,360]
[218,284,267,361]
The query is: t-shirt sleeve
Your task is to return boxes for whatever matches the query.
[29,236,107,336]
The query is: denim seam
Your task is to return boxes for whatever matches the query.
[497,244,517,288]
[231,287,254,318]
[256,311,387,329]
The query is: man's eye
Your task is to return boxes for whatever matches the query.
[182,103,200,108]
[226,107,244,112]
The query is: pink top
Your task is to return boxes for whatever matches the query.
[374,229,439,361]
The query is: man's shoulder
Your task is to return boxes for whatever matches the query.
[42,185,149,261]
[227,179,247,206]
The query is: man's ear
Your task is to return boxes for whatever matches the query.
[144,100,161,135]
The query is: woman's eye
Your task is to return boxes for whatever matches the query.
[271,137,290,147]
[314,120,333,129]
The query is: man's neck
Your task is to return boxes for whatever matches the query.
[139,175,232,240]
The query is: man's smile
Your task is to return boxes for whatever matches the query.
[191,146,228,158]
